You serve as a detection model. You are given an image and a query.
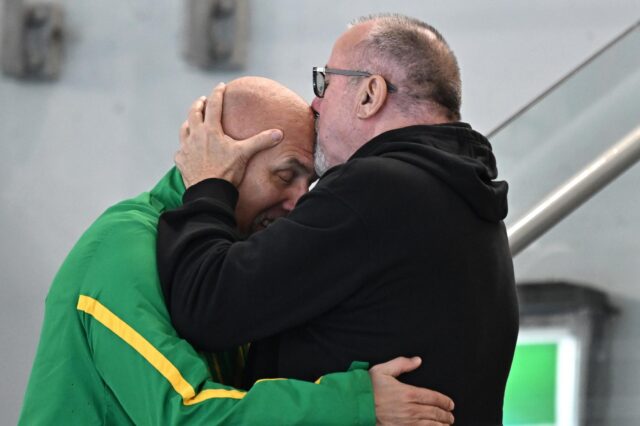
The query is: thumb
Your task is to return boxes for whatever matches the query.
[239,129,283,158]
[373,356,422,378]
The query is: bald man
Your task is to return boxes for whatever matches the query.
[19,77,454,425]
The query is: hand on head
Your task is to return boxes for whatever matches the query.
[177,78,316,235]
[176,83,283,189]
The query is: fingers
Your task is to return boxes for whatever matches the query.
[410,386,455,412]
[402,384,455,424]
[187,97,206,129]
[413,419,453,426]
[394,401,454,425]
[238,128,284,159]
[204,82,225,129]
[412,405,455,425]
[371,356,422,377]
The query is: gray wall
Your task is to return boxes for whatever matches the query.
[1,1,639,424]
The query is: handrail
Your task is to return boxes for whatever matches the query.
[508,125,640,256]
[487,20,640,139]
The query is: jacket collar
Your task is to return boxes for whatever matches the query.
[149,167,185,212]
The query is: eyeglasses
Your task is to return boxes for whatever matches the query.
[312,66,397,98]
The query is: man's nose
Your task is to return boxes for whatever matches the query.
[282,180,309,212]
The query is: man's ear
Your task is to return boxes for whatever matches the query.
[355,75,389,119]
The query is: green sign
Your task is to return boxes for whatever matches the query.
[504,343,558,425]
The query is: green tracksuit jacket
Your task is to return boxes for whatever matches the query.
[19,168,375,425]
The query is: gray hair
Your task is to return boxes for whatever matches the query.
[350,13,462,121]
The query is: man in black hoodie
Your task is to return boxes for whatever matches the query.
[158,13,518,425]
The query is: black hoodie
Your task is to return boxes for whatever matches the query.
[158,123,518,425]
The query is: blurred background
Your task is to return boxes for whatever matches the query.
[1,1,639,424]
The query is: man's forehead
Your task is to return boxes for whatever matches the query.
[280,122,314,155]
[335,22,370,52]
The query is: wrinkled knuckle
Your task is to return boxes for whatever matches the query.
[405,389,419,402]
[425,406,441,417]
[431,408,453,424]
[405,406,420,419]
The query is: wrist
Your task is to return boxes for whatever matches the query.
[183,178,239,208]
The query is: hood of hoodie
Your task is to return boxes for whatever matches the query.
[346,122,509,222]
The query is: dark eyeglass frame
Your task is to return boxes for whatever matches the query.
[312,66,397,98]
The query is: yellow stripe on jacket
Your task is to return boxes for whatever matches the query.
[76,295,246,404]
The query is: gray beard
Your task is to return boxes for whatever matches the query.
[314,141,330,177]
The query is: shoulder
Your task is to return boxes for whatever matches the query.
[51,195,161,296]
[315,155,432,203]
[323,153,429,185]
[75,202,157,260]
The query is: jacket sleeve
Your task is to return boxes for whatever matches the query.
[157,178,372,352]
[78,218,375,425]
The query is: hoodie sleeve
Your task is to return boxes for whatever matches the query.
[157,178,372,352]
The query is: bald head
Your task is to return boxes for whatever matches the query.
[221,76,314,142]
[214,77,316,235]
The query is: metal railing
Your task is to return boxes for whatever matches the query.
[488,20,640,139]
[508,125,640,256]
